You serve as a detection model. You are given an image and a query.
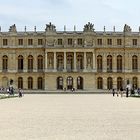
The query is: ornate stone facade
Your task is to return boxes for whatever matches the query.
[0,22,140,91]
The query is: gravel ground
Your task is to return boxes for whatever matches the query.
[0,94,140,140]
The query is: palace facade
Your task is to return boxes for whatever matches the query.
[0,22,140,91]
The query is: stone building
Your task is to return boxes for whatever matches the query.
[0,22,139,91]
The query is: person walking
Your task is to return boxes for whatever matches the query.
[126,87,129,97]
[112,88,115,97]
[120,87,123,97]
[18,88,23,97]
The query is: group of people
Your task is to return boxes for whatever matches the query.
[112,86,140,97]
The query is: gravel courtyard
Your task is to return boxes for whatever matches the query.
[0,94,140,140]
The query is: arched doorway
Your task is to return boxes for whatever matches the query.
[107,77,113,89]
[18,77,23,89]
[67,76,73,90]
[97,77,103,89]
[77,76,83,89]
[38,77,43,89]
[57,77,63,90]
[117,77,122,89]
[132,77,138,89]
[28,77,33,89]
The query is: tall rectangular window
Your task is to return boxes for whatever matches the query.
[97,39,102,45]
[107,39,112,45]
[38,39,43,45]
[58,39,62,45]
[3,39,8,46]
[132,39,137,46]
[77,38,83,45]
[68,38,72,45]
[117,39,122,45]
[18,39,23,46]
[28,39,33,45]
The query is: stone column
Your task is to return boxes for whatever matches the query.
[74,52,76,71]
[93,52,96,72]
[45,52,48,72]
[54,52,56,71]
[64,51,66,71]
[73,77,77,90]
[84,52,87,71]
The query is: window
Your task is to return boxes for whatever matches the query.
[132,77,138,89]
[2,55,8,71]
[107,77,113,89]
[38,77,43,89]
[107,39,112,45]
[18,39,23,46]
[58,39,62,45]
[37,55,43,71]
[38,39,43,45]
[67,76,73,89]
[132,39,137,46]
[117,39,122,45]
[97,77,103,89]
[18,55,24,72]
[28,39,33,45]
[57,54,63,71]
[117,55,122,72]
[97,39,102,45]
[18,77,23,89]
[57,77,63,90]
[3,39,8,46]
[28,77,33,89]
[28,55,33,72]
[68,38,72,45]
[77,38,83,45]
[117,77,122,90]
[132,55,138,71]
[77,76,83,89]
[97,55,102,72]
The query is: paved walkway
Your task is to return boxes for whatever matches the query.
[0,94,140,140]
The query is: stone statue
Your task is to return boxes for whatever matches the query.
[9,24,17,32]
[74,25,76,31]
[113,26,115,32]
[84,40,87,46]
[64,25,66,31]
[124,24,131,32]
[45,22,56,32]
[24,26,26,32]
[83,22,94,32]
[104,26,106,32]
[34,26,36,32]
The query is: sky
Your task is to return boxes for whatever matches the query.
[0,0,140,32]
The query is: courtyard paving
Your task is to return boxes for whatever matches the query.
[0,94,140,140]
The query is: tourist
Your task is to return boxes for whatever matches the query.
[18,88,23,97]
[126,88,129,97]
[112,88,115,97]
[120,87,123,97]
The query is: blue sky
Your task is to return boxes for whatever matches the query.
[0,0,140,31]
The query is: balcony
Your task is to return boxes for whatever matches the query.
[18,69,24,73]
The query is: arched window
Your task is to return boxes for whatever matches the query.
[132,77,138,89]
[18,77,23,89]
[97,77,103,89]
[117,77,122,90]
[67,54,73,71]
[28,77,33,89]
[132,55,138,71]
[117,55,122,72]
[38,77,43,89]
[97,55,102,72]
[57,54,64,71]
[57,77,63,90]
[77,76,83,89]
[67,76,73,89]
[18,55,24,72]
[77,54,83,70]
[2,55,8,71]
[28,55,33,72]
[107,77,113,89]
[37,55,43,71]
[107,55,112,72]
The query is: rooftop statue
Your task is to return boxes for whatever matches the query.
[124,24,131,32]
[84,22,95,32]
[9,24,17,32]
[45,22,56,32]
